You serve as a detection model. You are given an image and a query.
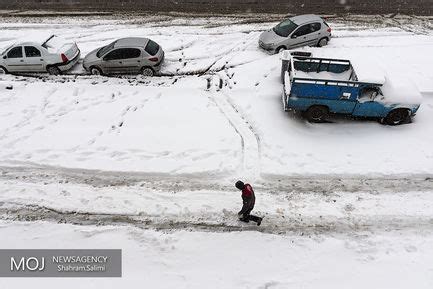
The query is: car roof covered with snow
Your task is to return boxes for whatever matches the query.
[114,37,150,48]
[11,41,43,46]
[289,14,323,25]
[8,33,54,46]
[2,35,75,53]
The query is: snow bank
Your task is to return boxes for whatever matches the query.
[381,76,423,105]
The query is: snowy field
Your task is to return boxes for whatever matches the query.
[0,14,432,178]
[0,13,433,288]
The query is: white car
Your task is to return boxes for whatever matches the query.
[0,35,80,75]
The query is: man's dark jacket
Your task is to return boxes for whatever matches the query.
[238,184,255,216]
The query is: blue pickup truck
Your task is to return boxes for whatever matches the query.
[281,51,421,125]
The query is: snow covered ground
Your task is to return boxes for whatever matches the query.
[1,166,433,288]
[0,15,432,178]
[1,221,433,289]
[0,14,433,288]
[1,173,433,233]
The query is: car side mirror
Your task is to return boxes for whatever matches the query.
[2,55,6,59]
[291,34,298,39]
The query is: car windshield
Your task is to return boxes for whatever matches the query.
[273,19,298,37]
[97,41,116,58]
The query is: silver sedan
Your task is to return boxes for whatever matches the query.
[83,37,164,76]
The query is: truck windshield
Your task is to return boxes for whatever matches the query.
[97,41,116,58]
[273,19,298,37]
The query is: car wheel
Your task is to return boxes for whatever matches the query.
[276,46,286,54]
[317,37,328,47]
[0,66,8,75]
[90,66,102,76]
[141,67,154,77]
[47,66,61,75]
[304,106,329,122]
[384,109,410,125]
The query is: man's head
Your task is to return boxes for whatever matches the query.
[235,180,245,190]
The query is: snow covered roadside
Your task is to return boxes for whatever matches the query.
[1,15,433,178]
[0,221,432,289]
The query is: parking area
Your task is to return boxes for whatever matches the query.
[0,14,432,178]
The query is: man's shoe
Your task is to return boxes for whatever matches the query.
[257,217,263,226]
[240,217,249,223]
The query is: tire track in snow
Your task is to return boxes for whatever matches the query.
[223,90,262,174]
[208,77,260,180]
[198,32,258,76]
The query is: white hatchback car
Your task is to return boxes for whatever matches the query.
[0,35,80,75]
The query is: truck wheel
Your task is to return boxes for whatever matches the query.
[90,66,103,75]
[384,109,410,125]
[304,106,329,122]
[47,66,61,75]
[0,66,7,75]
[141,67,154,77]
[317,37,328,47]
[275,46,286,54]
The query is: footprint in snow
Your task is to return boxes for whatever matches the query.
[405,245,418,253]
[80,199,89,205]
[96,146,107,151]
[72,88,79,96]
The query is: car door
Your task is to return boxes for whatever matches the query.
[334,86,359,114]
[24,46,45,72]
[289,24,317,49]
[4,46,25,72]
[309,22,323,44]
[117,48,142,74]
[101,49,124,74]
[352,86,388,117]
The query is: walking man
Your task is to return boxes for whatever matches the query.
[235,180,263,226]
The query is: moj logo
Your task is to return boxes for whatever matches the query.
[10,257,45,271]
